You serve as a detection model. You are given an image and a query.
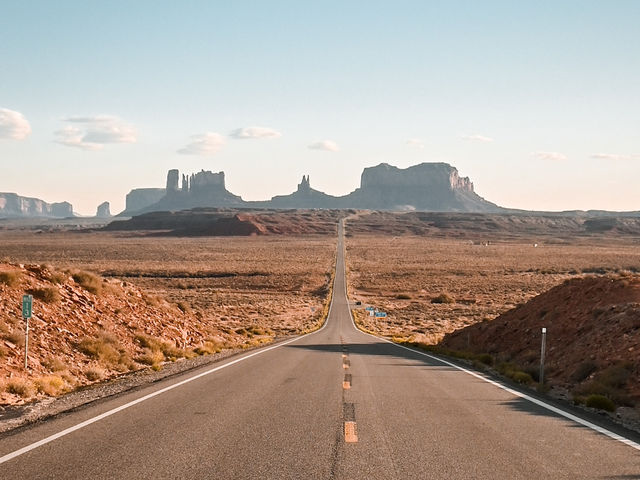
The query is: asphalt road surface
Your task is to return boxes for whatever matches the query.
[0,222,639,479]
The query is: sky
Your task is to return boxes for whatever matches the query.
[1,0,639,215]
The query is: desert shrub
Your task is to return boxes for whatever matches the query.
[195,339,225,355]
[570,361,598,383]
[84,367,107,381]
[176,301,191,314]
[0,271,21,287]
[510,371,534,385]
[29,287,61,304]
[77,331,132,370]
[396,293,411,300]
[597,363,633,388]
[43,356,67,372]
[135,334,185,361]
[476,353,494,366]
[585,394,615,412]
[72,271,102,295]
[6,378,33,397]
[3,329,25,347]
[431,293,455,304]
[49,272,68,285]
[142,294,159,306]
[34,375,66,396]
[136,349,165,368]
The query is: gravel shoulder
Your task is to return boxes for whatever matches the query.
[0,338,291,435]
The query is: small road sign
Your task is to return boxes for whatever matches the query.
[374,312,387,318]
[22,294,32,319]
[22,294,33,370]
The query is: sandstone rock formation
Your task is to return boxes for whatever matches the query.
[121,169,243,216]
[125,188,165,213]
[119,162,501,215]
[0,193,74,218]
[96,201,111,218]
[343,163,499,212]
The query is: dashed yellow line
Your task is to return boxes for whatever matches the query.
[343,381,351,389]
[344,421,358,443]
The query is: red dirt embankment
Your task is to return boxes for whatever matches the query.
[0,263,250,405]
[441,275,640,406]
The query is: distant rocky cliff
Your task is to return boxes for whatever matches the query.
[0,193,73,218]
[119,162,501,216]
[344,163,496,211]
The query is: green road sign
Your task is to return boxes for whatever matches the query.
[22,294,33,319]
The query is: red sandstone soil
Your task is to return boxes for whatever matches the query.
[441,275,640,404]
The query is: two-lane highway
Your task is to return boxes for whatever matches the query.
[0,221,638,478]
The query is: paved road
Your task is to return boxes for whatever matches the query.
[0,222,639,479]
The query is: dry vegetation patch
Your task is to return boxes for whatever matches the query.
[0,231,335,405]
[347,234,640,345]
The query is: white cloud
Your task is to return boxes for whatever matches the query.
[591,153,640,161]
[229,126,281,139]
[308,140,340,152]
[406,138,425,149]
[55,115,137,150]
[532,151,567,161]
[0,108,31,140]
[178,132,226,155]
[461,134,494,143]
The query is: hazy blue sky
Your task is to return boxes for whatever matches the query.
[1,0,639,214]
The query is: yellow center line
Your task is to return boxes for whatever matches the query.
[344,421,358,443]
[342,381,351,389]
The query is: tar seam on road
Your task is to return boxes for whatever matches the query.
[0,233,344,466]
[338,218,640,452]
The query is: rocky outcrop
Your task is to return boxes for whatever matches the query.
[119,162,501,215]
[96,201,111,218]
[266,175,340,209]
[0,193,74,218]
[344,163,499,212]
[125,188,166,214]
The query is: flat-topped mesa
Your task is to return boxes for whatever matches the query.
[189,170,225,193]
[0,193,74,218]
[351,162,495,211]
[360,162,474,192]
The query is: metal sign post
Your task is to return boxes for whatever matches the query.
[22,294,32,370]
[540,327,547,385]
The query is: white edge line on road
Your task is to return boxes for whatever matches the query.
[0,237,340,466]
[340,220,640,452]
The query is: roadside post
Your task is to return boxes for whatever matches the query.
[540,327,547,385]
[22,294,32,370]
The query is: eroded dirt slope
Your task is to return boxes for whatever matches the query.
[441,275,640,407]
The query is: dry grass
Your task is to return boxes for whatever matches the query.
[0,232,336,338]
[0,270,21,287]
[84,366,107,381]
[347,235,640,343]
[42,356,68,372]
[77,331,134,371]
[72,271,103,295]
[29,287,61,304]
[34,375,66,396]
[5,378,33,398]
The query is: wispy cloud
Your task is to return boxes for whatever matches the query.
[406,138,425,149]
[532,151,567,161]
[0,108,31,140]
[461,134,494,143]
[55,115,137,150]
[591,153,640,161]
[308,140,340,152]
[178,132,226,155]
[229,126,281,140]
